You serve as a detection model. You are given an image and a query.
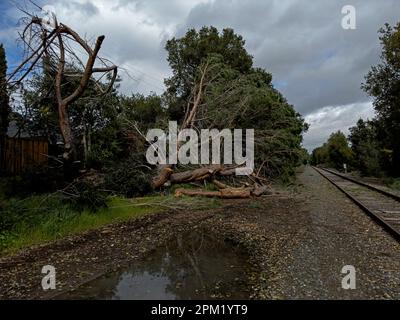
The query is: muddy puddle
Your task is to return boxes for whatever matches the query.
[58,229,256,300]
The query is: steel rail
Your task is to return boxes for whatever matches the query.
[313,166,400,242]
[320,167,400,202]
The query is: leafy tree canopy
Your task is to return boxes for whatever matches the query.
[311,131,353,170]
[362,22,400,176]
[348,119,382,176]
[164,27,254,121]
[165,40,307,179]
[0,43,10,137]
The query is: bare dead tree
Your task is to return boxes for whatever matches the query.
[7,2,118,167]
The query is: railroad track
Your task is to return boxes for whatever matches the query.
[313,166,400,241]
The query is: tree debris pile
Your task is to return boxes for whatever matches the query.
[143,27,308,198]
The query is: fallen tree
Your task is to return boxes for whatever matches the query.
[175,187,251,199]
[152,62,211,188]
[145,59,272,198]
[126,29,307,199]
[170,165,223,184]
[174,182,270,199]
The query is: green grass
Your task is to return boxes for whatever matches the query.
[0,194,220,256]
[389,178,400,191]
[382,177,400,192]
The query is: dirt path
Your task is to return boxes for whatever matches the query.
[0,166,399,299]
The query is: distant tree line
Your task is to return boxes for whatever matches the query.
[312,22,400,178]
[311,131,353,171]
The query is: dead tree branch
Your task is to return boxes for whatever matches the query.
[8,5,118,164]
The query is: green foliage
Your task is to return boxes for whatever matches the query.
[0,194,80,251]
[119,93,167,132]
[164,27,253,121]
[362,22,400,176]
[0,196,126,254]
[104,155,154,198]
[61,181,108,213]
[164,29,307,180]
[313,22,400,178]
[311,131,353,170]
[0,43,10,161]
[326,131,353,169]
[0,194,90,237]
[190,55,307,179]
[0,194,220,255]
[348,119,382,176]
[21,67,124,167]
[82,93,167,168]
[12,26,307,187]
[311,145,329,166]
[20,71,60,142]
[299,148,310,165]
[389,178,400,191]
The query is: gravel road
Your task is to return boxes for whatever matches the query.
[263,166,400,299]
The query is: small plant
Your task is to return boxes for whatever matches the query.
[104,155,154,198]
[61,181,108,212]
[389,178,400,191]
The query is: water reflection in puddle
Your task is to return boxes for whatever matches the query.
[59,230,255,300]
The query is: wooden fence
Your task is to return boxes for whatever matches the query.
[0,137,49,175]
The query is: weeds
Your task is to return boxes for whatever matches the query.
[389,178,400,191]
[0,192,220,256]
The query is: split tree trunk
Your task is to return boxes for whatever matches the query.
[174,182,271,199]
[175,188,252,199]
[169,165,223,184]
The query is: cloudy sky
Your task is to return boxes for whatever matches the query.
[1,0,399,151]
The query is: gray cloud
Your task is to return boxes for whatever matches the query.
[179,0,399,116]
[5,0,399,150]
[303,101,375,152]
[57,1,99,17]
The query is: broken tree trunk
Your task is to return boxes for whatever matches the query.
[169,165,223,184]
[251,184,271,197]
[174,182,271,199]
[212,179,229,189]
[175,187,252,199]
[152,164,174,189]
